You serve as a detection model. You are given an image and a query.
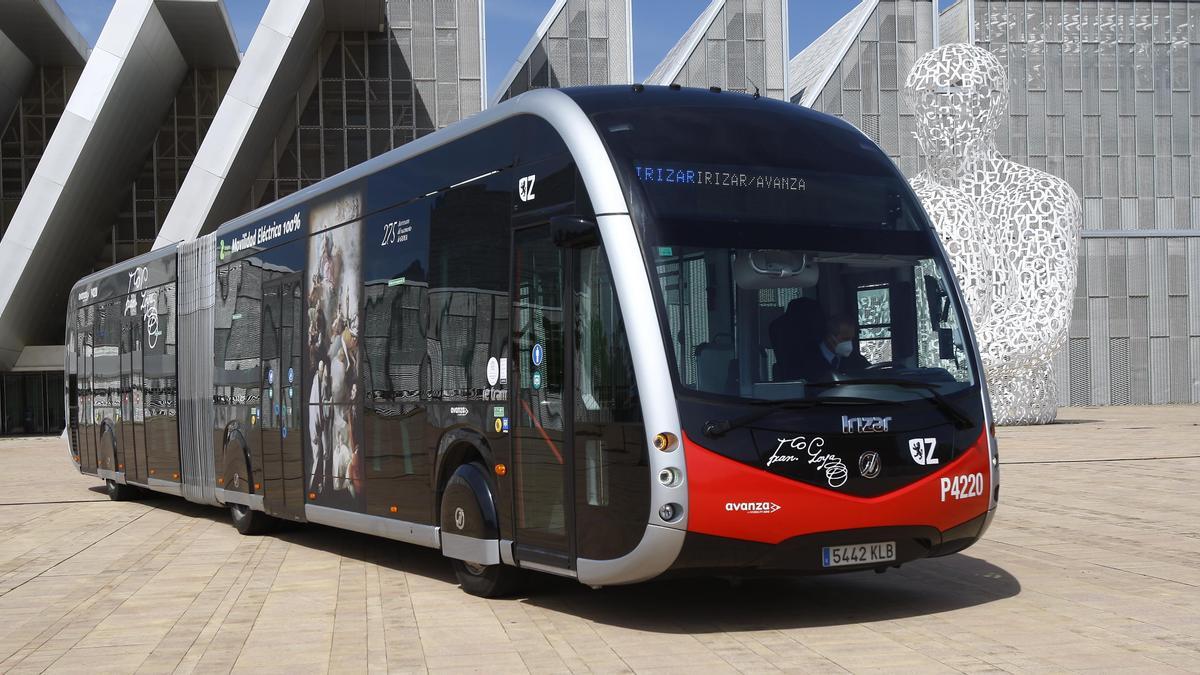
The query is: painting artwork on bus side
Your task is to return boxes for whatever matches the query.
[306,190,365,512]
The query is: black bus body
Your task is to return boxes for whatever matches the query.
[65,86,998,596]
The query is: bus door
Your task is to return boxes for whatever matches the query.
[94,301,119,474]
[78,313,97,473]
[510,221,588,570]
[260,274,305,520]
[125,310,148,485]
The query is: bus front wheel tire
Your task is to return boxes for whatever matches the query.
[450,558,523,598]
[229,503,275,535]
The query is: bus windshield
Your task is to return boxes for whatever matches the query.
[649,233,976,402]
[590,100,977,402]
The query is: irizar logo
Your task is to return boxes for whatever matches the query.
[725,501,781,514]
[842,415,892,434]
[518,174,537,202]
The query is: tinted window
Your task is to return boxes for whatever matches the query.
[364,119,522,213]
[362,199,431,520]
[591,104,920,230]
[425,173,511,400]
[574,246,647,560]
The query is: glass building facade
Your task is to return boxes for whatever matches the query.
[0,66,81,238]
[0,67,80,435]
[1,372,63,435]
[97,69,234,270]
[799,0,1200,405]
[250,0,485,211]
[0,0,486,436]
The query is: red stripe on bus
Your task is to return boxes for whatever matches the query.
[683,429,991,544]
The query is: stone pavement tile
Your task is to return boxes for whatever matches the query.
[424,649,527,672]
[628,666,739,675]
[619,650,735,671]
[2,648,68,675]
[42,644,152,674]
[3,408,1200,672]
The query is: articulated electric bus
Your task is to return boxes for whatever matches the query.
[65,85,998,597]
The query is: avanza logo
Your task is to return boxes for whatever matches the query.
[725,501,781,514]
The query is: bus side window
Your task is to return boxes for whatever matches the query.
[425,174,511,400]
[574,245,648,560]
[857,284,893,364]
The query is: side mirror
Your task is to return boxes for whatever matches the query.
[550,216,599,248]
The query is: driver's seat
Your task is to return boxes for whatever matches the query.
[770,298,825,381]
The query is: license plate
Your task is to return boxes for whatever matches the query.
[821,541,896,568]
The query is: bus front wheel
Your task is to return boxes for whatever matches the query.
[450,558,522,598]
[441,461,522,597]
[229,503,275,535]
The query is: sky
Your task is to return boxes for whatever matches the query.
[56,0,879,97]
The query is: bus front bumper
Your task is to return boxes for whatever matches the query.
[665,510,992,576]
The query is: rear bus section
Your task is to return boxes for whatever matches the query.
[572,86,999,577]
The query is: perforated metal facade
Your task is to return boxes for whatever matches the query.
[251,0,485,210]
[494,0,632,104]
[794,0,937,175]
[801,0,1200,405]
[1054,233,1200,405]
[646,0,789,100]
[959,1,1200,406]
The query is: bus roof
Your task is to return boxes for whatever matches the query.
[69,242,177,296]
[205,85,857,244]
[72,85,861,294]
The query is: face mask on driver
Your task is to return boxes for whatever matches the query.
[835,341,853,358]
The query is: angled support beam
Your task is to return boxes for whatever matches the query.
[0,0,239,368]
[153,0,331,248]
[0,0,88,67]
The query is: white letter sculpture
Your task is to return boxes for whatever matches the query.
[903,44,1082,425]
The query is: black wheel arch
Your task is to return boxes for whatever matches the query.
[440,462,502,539]
[433,426,495,501]
[222,420,254,494]
[99,417,118,470]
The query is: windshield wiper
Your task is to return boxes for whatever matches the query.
[703,396,876,439]
[802,378,974,429]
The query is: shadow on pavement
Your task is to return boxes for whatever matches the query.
[128,492,459,584]
[518,554,1019,632]
[110,489,1019,630]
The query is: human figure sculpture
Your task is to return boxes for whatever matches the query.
[903,43,1082,425]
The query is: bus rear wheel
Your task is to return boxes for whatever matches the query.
[229,503,275,535]
[450,557,522,598]
[105,479,140,501]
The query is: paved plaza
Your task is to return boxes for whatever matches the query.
[1,406,1198,673]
